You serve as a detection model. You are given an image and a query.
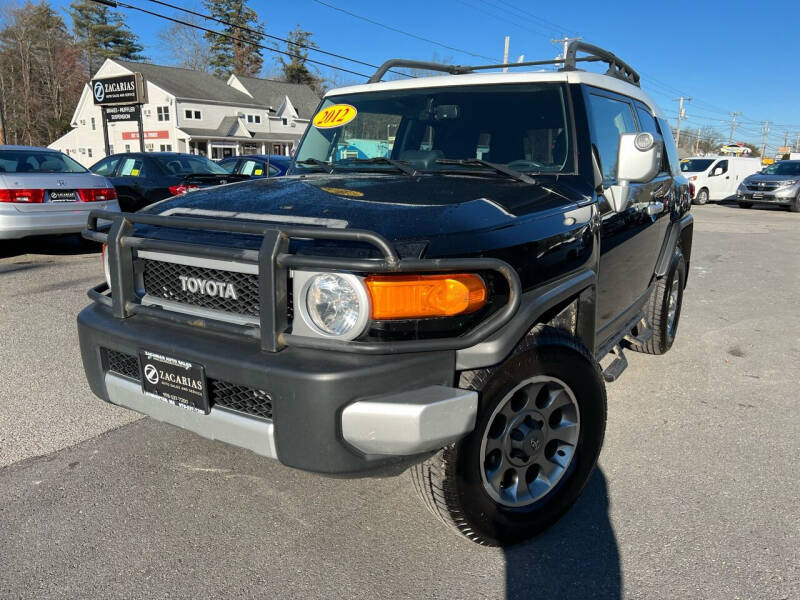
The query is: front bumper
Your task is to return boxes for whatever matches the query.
[78,302,477,475]
[737,186,798,205]
[0,200,119,239]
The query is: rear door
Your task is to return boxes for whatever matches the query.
[111,155,150,211]
[585,88,672,335]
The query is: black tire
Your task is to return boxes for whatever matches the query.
[738,202,753,209]
[693,187,709,205]
[628,251,686,355]
[411,326,607,546]
[789,192,800,213]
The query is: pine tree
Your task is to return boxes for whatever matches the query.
[202,0,264,77]
[274,27,324,95]
[69,0,144,77]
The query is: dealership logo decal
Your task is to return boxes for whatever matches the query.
[144,364,160,384]
[179,275,238,300]
[93,81,105,102]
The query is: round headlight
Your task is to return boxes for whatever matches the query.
[303,273,369,339]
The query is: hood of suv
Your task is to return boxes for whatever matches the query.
[140,174,589,253]
[743,172,799,184]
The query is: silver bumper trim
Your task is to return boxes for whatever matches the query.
[341,386,478,455]
[104,373,277,459]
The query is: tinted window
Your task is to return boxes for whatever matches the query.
[0,150,87,173]
[635,106,659,134]
[296,83,573,175]
[680,159,714,173]
[218,158,239,173]
[268,164,280,176]
[712,160,728,175]
[156,155,228,175]
[658,118,681,176]
[92,156,121,176]
[586,93,637,181]
[238,159,263,176]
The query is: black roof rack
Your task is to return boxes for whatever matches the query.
[368,41,640,87]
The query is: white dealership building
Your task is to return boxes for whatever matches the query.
[50,59,320,166]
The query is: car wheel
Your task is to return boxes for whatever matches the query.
[411,326,606,546]
[694,188,709,205]
[789,192,800,213]
[738,202,753,209]
[629,250,686,355]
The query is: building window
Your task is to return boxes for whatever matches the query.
[247,114,253,123]
[246,114,261,124]
[184,110,201,120]
[146,143,154,151]
[185,109,192,119]
[194,110,201,119]
[157,106,170,121]
[88,148,93,158]
[159,144,173,152]
[282,118,288,126]
[255,115,261,124]
[124,144,131,152]
[91,117,96,131]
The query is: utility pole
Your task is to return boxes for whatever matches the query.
[784,131,790,147]
[728,112,741,143]
[551,36,581,65]
[795,132,800,153]
[674,97,691,147]
[760,121,770,159]
[502,36,510,72]
[695,127,701,155]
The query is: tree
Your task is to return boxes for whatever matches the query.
[273,26,325,95]
[157,13,211,72]
[69,0,144,77]
[202,0,264,77]
[0,1,84,145]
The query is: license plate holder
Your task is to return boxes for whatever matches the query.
[139,350,210,414]
[752,192,764,199]
[48,190,78,202]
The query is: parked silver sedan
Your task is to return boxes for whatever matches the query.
[0,145,119,239]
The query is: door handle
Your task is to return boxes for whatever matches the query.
[647,201,664,216]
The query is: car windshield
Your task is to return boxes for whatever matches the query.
[294,83,572,175]
[0,150,87,174]
[762,161,800,176]
[680,159,714,173]
[156,155,229,175]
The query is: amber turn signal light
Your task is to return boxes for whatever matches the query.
[365,273,487,320]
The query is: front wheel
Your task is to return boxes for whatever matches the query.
[411,327,606,546]
[694,187,709,205]
[789,192,800,213]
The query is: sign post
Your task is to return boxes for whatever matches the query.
[91,72,148,157]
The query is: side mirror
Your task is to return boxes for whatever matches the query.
[711,167,723,176]
[609,132,663,212]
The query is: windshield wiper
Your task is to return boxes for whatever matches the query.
[295,158,335,173]
[435,158,537,184]
[342,157,417,176]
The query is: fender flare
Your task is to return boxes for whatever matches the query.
[455,269,596,370]
[655,213,693,278]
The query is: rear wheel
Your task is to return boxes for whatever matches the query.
[628,251,686,355]
[694,187,709,205]
[738,202,753,209]
[411,327,606,546]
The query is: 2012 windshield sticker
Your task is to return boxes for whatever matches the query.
[313,104,357,129]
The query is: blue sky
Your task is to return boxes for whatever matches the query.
[49,0,800,153]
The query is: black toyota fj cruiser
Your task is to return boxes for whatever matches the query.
[78,42,693,546]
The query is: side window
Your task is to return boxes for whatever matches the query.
[713,160,728,175]
[657,118,680,175]
[268,164,280,176]
[239,159,260,176]
[586,92,637,182]
[119,158,146,177]
[92,156,120,176]
[635,106,659,134]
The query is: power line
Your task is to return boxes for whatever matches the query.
[141,0,410,77]
[310,0,498,62]
[91,0,373,78]
[489,0,578,37]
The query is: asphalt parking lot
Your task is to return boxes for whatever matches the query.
[1,204,798,599]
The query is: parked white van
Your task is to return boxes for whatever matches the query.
[680,156,762,204]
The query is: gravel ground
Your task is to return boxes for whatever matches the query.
[1,205,798,599]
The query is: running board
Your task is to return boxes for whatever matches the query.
[624,315,654,346]
[601,344,628,382]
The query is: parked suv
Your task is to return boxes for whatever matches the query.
[77,43,693,546]
[736,160,800,211]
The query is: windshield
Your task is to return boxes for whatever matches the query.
[156,155,229,175]
[680,159,714,173]
[762,161,800,176]
[0,150,87,174]
[295,83,572,175]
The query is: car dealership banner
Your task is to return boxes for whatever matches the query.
[91,72,147,154]
[103,105,140,122]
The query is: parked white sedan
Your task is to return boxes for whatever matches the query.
[0,145,119,239]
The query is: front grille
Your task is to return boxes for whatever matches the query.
[103,349,141,380]
[101,348,272,420]
[141,259,260,316]
[747,183,779,191]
